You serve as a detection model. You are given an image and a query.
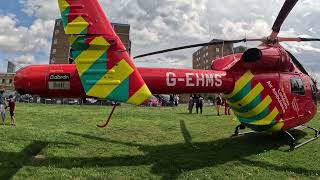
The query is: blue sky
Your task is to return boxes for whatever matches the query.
[0,1,34,26]
[0,1,37,72]
[0,1,22,69]
[0,0,319,75]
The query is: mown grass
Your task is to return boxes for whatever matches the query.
[0,103,320,179]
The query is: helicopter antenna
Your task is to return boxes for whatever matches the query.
[221,38,225,58]
[245,33,248,49]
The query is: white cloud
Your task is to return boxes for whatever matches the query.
[0,15,54,54]
[19,0,59,20]
[14,54,36,66]
[0,14,54,71]
[279,29,320,54]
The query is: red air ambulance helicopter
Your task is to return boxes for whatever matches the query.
[14,0,320,150]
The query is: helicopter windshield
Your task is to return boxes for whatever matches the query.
[286,50,309,76]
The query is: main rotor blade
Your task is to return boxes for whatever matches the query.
[278,37,320,42]
[134,39,248,59]
[271,0,299,38]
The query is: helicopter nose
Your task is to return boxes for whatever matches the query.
[14,67,28,94]
[14,65,49,96]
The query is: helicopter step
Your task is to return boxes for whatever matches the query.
[284,126,320,151]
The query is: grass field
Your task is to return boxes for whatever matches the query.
[1,103,320,179]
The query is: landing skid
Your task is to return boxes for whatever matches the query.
[231,124,320,151]
[284,126,320,151]
[232,124,255,137]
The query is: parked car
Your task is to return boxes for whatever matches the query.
[143,96,160,107]
[156,94,171,106]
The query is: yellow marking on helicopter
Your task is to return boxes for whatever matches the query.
[251,108,279,126]
[229,83,264,109]
[233,96,272,118]
[226,71,253,98]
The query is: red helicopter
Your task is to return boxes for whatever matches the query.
[14,0,320,150]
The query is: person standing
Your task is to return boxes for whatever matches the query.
[174,95,179,106]
[188,95,194,114]
[7,95,16,126]
[196,95,204,114]
[0,89,6,125]
[224,99,231,115]
[169,95,174,106]
[215,93,223,116]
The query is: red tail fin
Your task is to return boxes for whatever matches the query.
[58,0,152,105]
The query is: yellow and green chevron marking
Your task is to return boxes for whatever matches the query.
[225,71,284,132]
[70,35,151,105]
[58,0,89,34]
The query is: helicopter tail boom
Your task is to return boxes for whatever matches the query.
[138,68,234,94]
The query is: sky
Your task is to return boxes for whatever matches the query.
[0,0,319,74]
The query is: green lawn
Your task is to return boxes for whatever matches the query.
[0,103,320,179]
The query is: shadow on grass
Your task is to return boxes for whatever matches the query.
[0,129,314,179]
[175,113,192,115]
[59,130,310,179]
[180,120,192,146]
[202,114,221,117]
[239,158,319,176]
[0,141,78,179]
[0,141,49,179]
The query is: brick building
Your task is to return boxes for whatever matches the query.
[49,19,70,64]
[49,19,131,64]
[111,23,131,55]
[192,39,247,70]
[193,39,234,70]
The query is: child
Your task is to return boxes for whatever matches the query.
[224,100,231,115]
[215,93,222,116]
[0,90,5,125]
[7,95,16,126]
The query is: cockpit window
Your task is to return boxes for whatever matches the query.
[290,78,305,95]
[286,50,309,75]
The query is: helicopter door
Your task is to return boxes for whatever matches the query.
[289,76,306,123]
[280,74,299,122]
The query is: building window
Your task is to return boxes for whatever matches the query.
[216,48,220,52]
[52,49,57,54]
[57,20,61,26]
[1,79,5,84]
[53,39,58,45]
[55,29,60,35]
[9,79,13,85]
[51,58,56,64]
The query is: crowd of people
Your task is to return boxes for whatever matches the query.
[188,93,232,116]
[0,89,231,125]
[0,89,16,127]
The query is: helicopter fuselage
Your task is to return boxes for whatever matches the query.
[13,45,317,132]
